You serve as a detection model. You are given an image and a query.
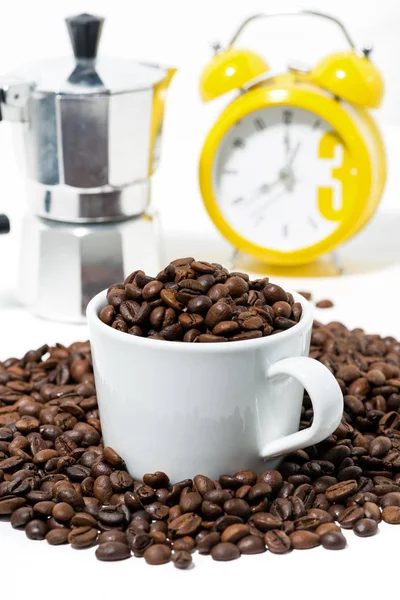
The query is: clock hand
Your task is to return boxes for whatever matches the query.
[287,141,301,166]
[278,142,301,193]
[234,179,281,206]
[284,129,291,162]
[252,187,286,224]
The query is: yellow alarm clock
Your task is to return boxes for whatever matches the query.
[199,10,386,266]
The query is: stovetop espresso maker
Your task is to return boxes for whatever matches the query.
[0,13,175,322]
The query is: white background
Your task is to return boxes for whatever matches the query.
[1,1,400,598]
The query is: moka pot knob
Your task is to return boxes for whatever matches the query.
[66,13,104,60]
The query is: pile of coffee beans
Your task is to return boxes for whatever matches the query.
[1,319,400,567]
[99,258,302,342]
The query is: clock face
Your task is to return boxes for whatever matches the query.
[212,106,358,252]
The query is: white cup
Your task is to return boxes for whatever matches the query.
[87,291,343,481]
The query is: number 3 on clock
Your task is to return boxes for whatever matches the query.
[317,131,357,222]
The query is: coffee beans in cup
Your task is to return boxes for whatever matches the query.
[99,258,302,341]
[1,277,400,567]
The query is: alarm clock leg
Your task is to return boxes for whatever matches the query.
[332,250,344,275]
[226,247,241,271]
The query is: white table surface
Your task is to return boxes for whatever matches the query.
[2,180,400,598]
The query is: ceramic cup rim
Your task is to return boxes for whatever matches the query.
[87,289,313,354]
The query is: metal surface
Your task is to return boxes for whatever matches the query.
[9,57,170,96]
[0,214,10,234]
[227,10,357,50]
[18,213,162,322]
[30,180,149,222]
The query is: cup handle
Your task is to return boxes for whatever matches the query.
[260,356,343,460]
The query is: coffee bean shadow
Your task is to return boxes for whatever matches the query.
[0,515,11,522]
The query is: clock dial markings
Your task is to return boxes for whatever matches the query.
[283,109,293,125]
[213,105,353,252]
[308,217,318,230]
[233,138,245,149]
[254,117,266,131]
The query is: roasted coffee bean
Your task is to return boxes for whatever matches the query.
[180,492,202,514]
[127,531,153,556]
[220,523,249,543]
[70,513,98,528]
[186,295,213,314]
[248,483,272,504]
[197,531,221,554]
[370,435,391,457]
[131,509,152,523]
[66,465,91,482]
[307,508,333,524]
[257,470,283,492]
[211,542,240,561]
[11,506,33,528]
[172,550,192,569]
[98,530,127,545]
[223,499,250,519]
[363,502,381,521]
[124,491,143,512]
[109,470,133,492]
[144,544,171,565]
[68,526,98,549]
[321,531,347,549]
[194,474,215,496]
[264,529,291,553]
[213,515,243,532]
[201,500,223,520]
[338,506,364,529]
[173,536,196,552]
[382,506,400,524]
[207,284,229,303]
[250,512,282,532]
[93,476,113,504]
[204,489,233,506]
[353,518,378,537]
[169,513,202,536]
[233,470,257,486]
[98,506,125,527]
[263,283,288,304]
[145,502,170,520]
[52,502,74,522]
[25,519,48,540]
[237,535,266,554]
[380,492,400,508]
[270,498,292,521]
[0,495,26,514]
[326,480,358,502]
[290,530,321,549]
[96,542,131,561]
[33,500,55,517]
[315,523,341,536]
[46,528,71,545]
